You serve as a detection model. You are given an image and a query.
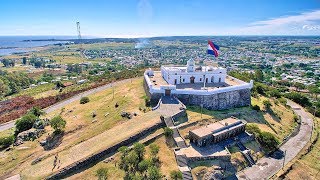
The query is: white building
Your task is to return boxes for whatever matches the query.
[161,59,226,85]
[144,59,253,110]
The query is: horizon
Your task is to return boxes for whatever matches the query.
[1,0,320,37]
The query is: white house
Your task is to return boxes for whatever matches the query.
[161,59,227,85]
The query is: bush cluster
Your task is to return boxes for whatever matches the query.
[80,97,90,104]
[118,143,162,179]
[246,124,279,153]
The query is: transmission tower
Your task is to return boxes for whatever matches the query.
[76,22,82,40]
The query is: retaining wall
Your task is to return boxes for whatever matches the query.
[46,120,165,180]
[176,88,251,110]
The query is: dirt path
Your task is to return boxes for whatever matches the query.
[236,100,313,180]
[0,78,137,132]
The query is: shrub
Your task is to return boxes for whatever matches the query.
[170,170,183,180]
[164,127,173,138]
[149,144,160,157]
[147,166,162,180]
[245,124,261,136]
[278,97,287,106]
[133,143,145,161]
[263,100,272,109]
[252,105,260,111]
[257,131,279,153]
[28,106,45,117]
[15,113,37,134]
[96,167,108,180]
[284,92,311,107]
[80,96,90,104]
[50,115,66,133]
[0,135,15,149]
[268,89,281,98]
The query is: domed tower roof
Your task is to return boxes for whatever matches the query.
[187,59,195,65]
[187,59,195,72]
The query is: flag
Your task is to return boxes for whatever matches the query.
[207,40,220,57]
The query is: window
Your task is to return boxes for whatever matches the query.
[183,79,185,82]
[219,77,221,82]
[200,78,202,81]
[211,76,214,82]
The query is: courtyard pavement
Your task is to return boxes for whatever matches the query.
[236,100,313,180]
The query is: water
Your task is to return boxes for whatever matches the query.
[0,36,75,56]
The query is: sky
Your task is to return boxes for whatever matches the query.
[0,0,320,37]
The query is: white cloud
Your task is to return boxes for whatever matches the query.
[236,10,320,35]
[252,10,320,26]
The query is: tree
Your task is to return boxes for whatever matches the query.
[149,144,159,157]
[293,82,305,91]
[147,166,162,180]
[50,115,66,133]
[308,85,320,99]
[28,106,45,117]
[133,143,145,162]
[284,92,311,107]
[245,124,261,136]
[55,81,64,89]
[263,100,272,109]
[138,159,151,173]
[96,167,108,180]
[252,105,260,111]
[22,57,27,65]
[268,89,281,98]
[15,114,37,134]
[164,127,173,138]
[257,132,279,153]
[80,97,90,104]
[2,59,10,67]
[0,135,15,149]
[254,69,264,82]
[0,79,10,98]
[170,170,183,180]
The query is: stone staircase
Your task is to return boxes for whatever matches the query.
[164,116,174,127]
[175,151,193,180]
[242,150,255,166]
[237,141,255,166]
[173,127,187,148]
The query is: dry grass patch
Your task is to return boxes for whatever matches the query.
[69,135,178,179]
[0,78,162,179]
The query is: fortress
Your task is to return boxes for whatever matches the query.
[144,59,253,110]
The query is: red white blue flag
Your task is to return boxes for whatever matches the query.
[207,40,220,57]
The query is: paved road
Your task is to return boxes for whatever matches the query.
[236,100,313,180]
[0,78,135,132]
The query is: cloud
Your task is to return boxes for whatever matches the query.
[237,10,320,35]
[251,10,320,26]
[302,24,320,30]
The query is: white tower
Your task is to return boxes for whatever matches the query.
[187,59,195,72]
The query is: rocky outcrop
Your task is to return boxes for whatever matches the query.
[14,128,45,146]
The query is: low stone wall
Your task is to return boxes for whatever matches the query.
[187,154,231,162]
[172,109,187,122]
[176,89,251,110]
[46,120,165,180]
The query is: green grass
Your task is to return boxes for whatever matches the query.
[0,128,15,139]
[228,145,241,153]
[11,83,55,98]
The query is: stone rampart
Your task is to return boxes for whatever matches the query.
[46,120,165,180]
[176,88,251,110]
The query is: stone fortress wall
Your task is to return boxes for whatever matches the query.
[144,71,252,110]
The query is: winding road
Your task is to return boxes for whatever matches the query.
[236,99,313,180]
[0,78,136,132]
